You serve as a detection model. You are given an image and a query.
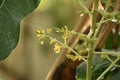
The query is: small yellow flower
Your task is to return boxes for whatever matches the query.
[78,56,82,60]
[40,40,44,44]
[72,56,78,61]
[50,39,56,44]
[61,26,70,40]
[67,54,71,58]
[67,54,82,61]
[62,31,70,39]
[46,29,52,34]
[54,44,62,53]
[36,29,46,45]
[36,29,45,37]
[101,54,107,59]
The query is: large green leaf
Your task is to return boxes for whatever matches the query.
[92,61,110,80]
[76,55,102,80]
[0,0,40,60]
[111,70,120,80]
[76,62,86,80]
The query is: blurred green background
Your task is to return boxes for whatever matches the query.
[0,0,80,80]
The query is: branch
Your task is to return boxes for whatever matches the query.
[45,1,93,80]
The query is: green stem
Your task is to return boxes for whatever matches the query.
[93,16,105,37]
[93,51,120,56]
[71,31,89,41]
[114,64,120,67]
[97,58,120,80]
[86,1,98,80]
[77,0,89,13]
[86,41,94,80]
[93,5,109,37]
[106,55,113,63]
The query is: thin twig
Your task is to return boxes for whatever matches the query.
[97,58,120,80]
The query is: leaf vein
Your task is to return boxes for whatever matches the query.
[0,0,5,9]
[0,23,9,47]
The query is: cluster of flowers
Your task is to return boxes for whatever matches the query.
[36,26,86,60]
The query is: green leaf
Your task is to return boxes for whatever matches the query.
[92,61,110,80]
[0,0,40,60]
[76,62,86,80]
[76,55,102,80]
[111,70,120,80]
[76,55,111,80]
